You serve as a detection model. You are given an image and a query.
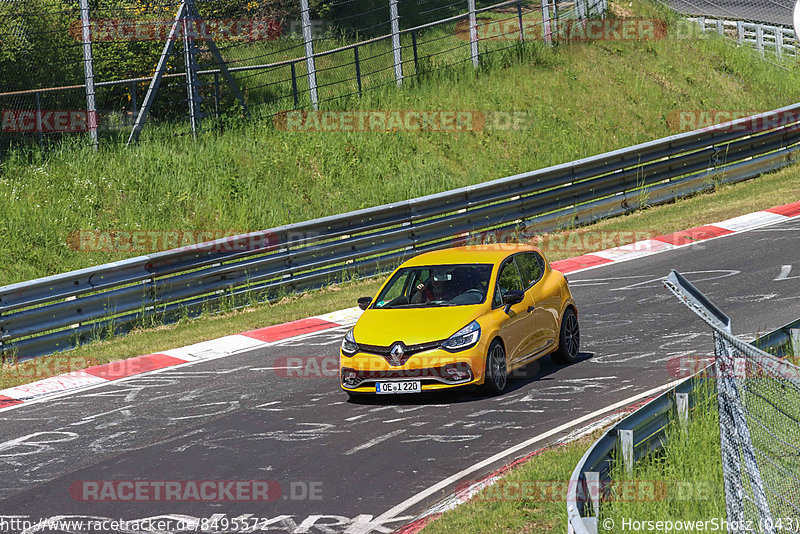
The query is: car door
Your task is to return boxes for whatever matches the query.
[493,258,535,362]
[516,252,558,355]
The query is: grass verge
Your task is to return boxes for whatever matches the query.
[420,433,602,533]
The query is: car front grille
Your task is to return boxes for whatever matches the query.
[357,340,444,366]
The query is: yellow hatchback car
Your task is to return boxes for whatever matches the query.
[340,244,579,396]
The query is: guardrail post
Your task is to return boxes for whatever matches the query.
[468,0,479,69]
[541,0,552,45]
[300,0,318,109]
[755,24,764,55]
[790,328,800,357]
[584,471,601,518]
[618,429,633,475]
[79,0,98,150]
[676,392,689,428]
[390,0,403,86]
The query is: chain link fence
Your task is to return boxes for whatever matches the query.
[665,271,800,533]
[0,0,597,153]
[656,0,797,64]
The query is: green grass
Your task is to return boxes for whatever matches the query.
[3,0,800,285]
[599,384,726,531]
[421,434,601,533]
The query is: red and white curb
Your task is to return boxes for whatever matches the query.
[1,200,798,413]
[0,308,362,412]
[549,200,800,274]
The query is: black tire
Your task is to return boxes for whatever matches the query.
[482,339,508,395]
[553,308,580,364]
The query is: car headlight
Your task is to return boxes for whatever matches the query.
[441,320,481,352]
[341,329,358,356]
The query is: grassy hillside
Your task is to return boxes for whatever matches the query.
[2,0,800,285]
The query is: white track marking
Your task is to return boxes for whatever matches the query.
[343,429,406,455]
[775,265,797,281]
[370,378,684,526]
[250,366,303,371]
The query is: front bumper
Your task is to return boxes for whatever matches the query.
[340,347,484,393]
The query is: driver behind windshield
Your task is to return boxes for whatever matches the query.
[412,269,461,303]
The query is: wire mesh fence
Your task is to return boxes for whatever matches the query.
[661,0,793,27]
[656,0,797,64]
[665,271,800,533]
[0,0,601,154]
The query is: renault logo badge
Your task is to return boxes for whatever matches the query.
[389,343,405,365]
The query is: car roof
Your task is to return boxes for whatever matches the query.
[399,244,544,267]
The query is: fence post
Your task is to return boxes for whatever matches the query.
[541,0,552,45]
[411,30,420,73]
[35,91,43,149]
[213,72,220,117]
[576,0,586,22]
[79,0,98,150]
[182,11,201,138]
[775,27,783,58]
[468,0,479,69]
[755,24,764,55]
[290,62,299,108]
[517,1,525,42]
[354,46,362,96]
[129,82,137,118]
[300,0,319,109]
[737,21,744,44]
[390,0,403,86]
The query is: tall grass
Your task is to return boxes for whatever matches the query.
[599,383,727,526]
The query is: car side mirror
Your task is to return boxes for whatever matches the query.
[502,290,524,314]
[357,297,372,311]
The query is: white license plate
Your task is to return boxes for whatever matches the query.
[376,381,421,394]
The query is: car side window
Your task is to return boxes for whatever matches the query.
[515,252,545,289]
[493,261,523,307]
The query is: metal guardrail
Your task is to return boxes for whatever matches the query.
[566,272,800,534]
[2,104,800,360]
[689,16,798,59]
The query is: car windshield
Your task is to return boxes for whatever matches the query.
[372,264,494,308]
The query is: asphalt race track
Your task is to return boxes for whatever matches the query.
[665,0,793,26]
[0,217,799,533]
